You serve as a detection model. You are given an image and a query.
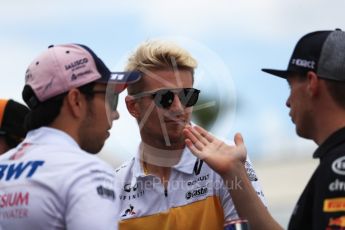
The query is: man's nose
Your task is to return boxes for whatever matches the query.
[286,95,291,108]
[110,110,120,121]
[169,94,184,111]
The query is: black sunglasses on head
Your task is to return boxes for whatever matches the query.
[133,88,200,109]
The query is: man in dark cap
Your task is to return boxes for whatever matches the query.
[183,29,345,230]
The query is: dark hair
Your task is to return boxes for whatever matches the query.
[2,134,22,149]
[292,73,345,109]
[25,82,96,131]
[324,80,345,110]
[293,72,309,82]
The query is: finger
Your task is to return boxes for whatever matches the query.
[234,133,244,146]
[234,132,247,159]
[194,125,215,142]
[185,139,203,158]
[185,124,192,129]
[183,129,205,150]
[188,126,209,146]
[183,128,198,143]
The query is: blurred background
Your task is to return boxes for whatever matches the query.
[1,0,343,226]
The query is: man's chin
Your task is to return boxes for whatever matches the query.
[296,127,311,140]
[82,143,104,155]
[165,134,185,146]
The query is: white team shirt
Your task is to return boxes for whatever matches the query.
[113,144,266,230]
[0,127,117,230]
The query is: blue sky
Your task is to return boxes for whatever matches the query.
[1,0,344,164]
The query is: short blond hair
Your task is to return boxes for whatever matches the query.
[125,40,197,72]
[125,41,197,94]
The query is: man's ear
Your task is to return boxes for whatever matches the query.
[306,71,319,97]
[125,95,140,118]
[65,89,85,118]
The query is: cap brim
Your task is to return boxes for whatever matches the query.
[109,71,142,84]
[97,71,142,93]
[261,69,290,79]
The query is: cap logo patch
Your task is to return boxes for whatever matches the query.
[111,73,125,80]
[70,70,93,81]
[291,58,315,69]
[65,58,88,71]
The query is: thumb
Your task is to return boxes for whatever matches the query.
[234,133,247,162]
[234,133,244,146]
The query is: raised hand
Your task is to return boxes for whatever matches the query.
[184,125,283,230]
[183,125,247,177]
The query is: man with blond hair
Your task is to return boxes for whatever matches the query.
[113,40,266,230]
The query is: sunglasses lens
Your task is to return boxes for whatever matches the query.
[152,88,200,109]
[179,88,200,107]
[153,90,174,108]
[107,93,119,111]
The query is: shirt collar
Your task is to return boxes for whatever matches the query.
[132,146,146,179]
[172,148,198,174]
[25,127,80,149]
[313,126,345,159]
[131,144,198,178]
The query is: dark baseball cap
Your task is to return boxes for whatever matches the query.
[262,29,345,81]
[0,99,29,138]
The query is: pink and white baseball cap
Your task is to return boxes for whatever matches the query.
[23,44,141,108]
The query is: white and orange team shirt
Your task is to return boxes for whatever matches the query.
[114,145,267,230]
[0,127,117,230]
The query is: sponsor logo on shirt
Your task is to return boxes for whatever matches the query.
[0,192,30,220]
[332,156,345,175]
[97,186,115,200]
[324,197,345,212]
[121,204,136,217]
[329,179,345,192]
[193,159,203,176]
[0,192,29,208]
[124,183,138,192]
[119,191,145,201]
[245,161,258,182]
[327,215,345,228]
[119,182,145,200]
[185,186,208,200]
[0,161,44,181]
[187,174,210,186]
[256,190,265,198]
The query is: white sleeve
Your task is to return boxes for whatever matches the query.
[65,161,117,230]
[244,155,267,207]
[220,155,267,221]
[219,175,239,221]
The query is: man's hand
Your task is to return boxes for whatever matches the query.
[183,125,247,177]
[184,125,283,230]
